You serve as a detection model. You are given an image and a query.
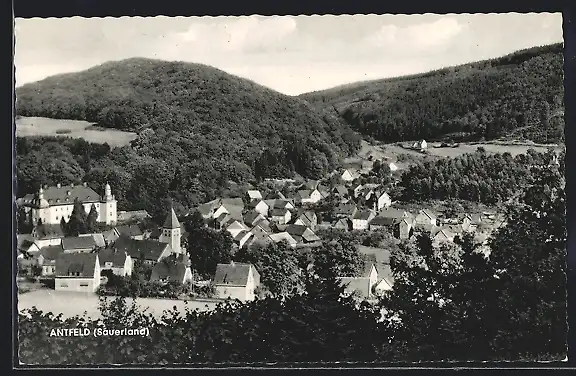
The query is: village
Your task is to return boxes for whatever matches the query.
[16,148,507,304]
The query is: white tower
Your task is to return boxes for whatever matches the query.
[100,183,117,225]
[32,186,50,225]
[159,207,181,254]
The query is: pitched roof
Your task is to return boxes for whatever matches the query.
[197,199,220,216]
[370,216,398,227]
[163,208,180,229]
[353,210,375,221]
[35,184,101,206]
[244,210,265,226]
[112,237,171,262]
[234,230,252,242]
[297,190,312,199]
[333,185,348,195]
[115,224,144,237]
[213,263,259,286]
[61,236,97,250]
[247,199,268,209]
[271,208,289,216]
[246,190,263,200]
[379,208,410,220]
[413,223,437,233]
[39,245,64,262]
[285,224,310,237]
[98,248,128,267]
[79,233,106,248]
[333,218,350,229]
[269,232,298,247]
[150,260,190,282]
[55,252,98,277]
[334,203,357,216]
[418,209,437,220]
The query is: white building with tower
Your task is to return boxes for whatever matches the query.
[18,182,117,226]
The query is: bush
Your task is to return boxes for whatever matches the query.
[55,129,72,134]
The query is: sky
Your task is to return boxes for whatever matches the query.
[14,13,563,95]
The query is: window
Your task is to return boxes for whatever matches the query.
[60,282,68,288]
[109,212,112,216]
[79,283,89,287]
[56,216,59,220]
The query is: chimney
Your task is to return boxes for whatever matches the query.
[57,183,61,188]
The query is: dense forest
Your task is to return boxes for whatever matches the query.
[400,148,564,205]
[301,44,564,143]
[15,58,361,190]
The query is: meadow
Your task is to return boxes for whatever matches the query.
[18,290,218,319]
[15,116,138,147]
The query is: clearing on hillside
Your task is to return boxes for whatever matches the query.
[15,116,138,146]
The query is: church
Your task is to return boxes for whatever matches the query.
[18,182,117,226]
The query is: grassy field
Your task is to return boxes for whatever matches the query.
[426,142,560,158]
[18,290,218,319]
[15,116,138,146]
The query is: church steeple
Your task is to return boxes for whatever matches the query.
[159,206,181,254]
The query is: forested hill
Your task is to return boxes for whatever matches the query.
[300,43,564,144]
[15,58,361,175]
[15,58,361,219]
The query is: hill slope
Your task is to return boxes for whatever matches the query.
[300,43,564,144]
[15,58,361,219]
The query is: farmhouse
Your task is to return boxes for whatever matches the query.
[213,262,261,302]
[415,209,437,226]
[334,203,358,218]
[150,259,193,284]
[295,189,323,205]
[341,169,360,182]
[351,210,376,231]
[269,232,298,248]
[98,248,133,277]
[247,199,269,217]
[244,210,267,228]
[285,224,321,244]
[369,192,392,211]
[270,208,292,225]
[54,252,102,293]
[19,183,117,226]
[233,230,254,249]
[36,245,64,276]
[293,210,318,229]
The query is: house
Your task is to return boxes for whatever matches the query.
[98,248,133,277]
[462,213,483,232]
[388,162,399,172]
[412,222,437,235]
[214,198,245,220]
[225,220,249,238]
[244,210,267,228]
[412,140,427,150]
[61,236,98,253]
[317,184,331,199]
[233,230,254,249]
[246,190,263,201]
[30,245,64,276]
[270,208,292,225]
[301,180,320,191]
[369,192,392,211]
[337,261,379,300]
[54,252,102,293]
[397,218,413,240]
[269,232,298,248]
[102,228,119,245]
[415,209,437,226]
[247,199,269,217]
[333,203,358,218]
[113,224,144,240]
[332,185,349,198]
[19,182,117,226]
[341,169,360,182]
[196,198,222,219]
[293,210,318,229]
[264,199,295,211]
[351,210,376,230]
[350,184,364,199]
[112,236,173,265]
[285,224,321,244]
[295,189,323,205]
[379,208,411,221]
[213,262,261,302]
[150,259,193,284]
[79,233,106,248]
[368,216,397,231]
[17,235,40,256]
[30,223,65,248]
[247,225,273,247]
[117,210,150,223]
[431,228,457,244]
[333,218,351,231]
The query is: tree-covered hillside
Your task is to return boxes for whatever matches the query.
[15,59,362,218]
[300,44,564,144]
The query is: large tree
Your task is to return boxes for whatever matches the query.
[187,228,234,278]
[66,198,88,236]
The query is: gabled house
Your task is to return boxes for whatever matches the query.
[150,258,193,284]
[415,209,437,226]
[112,236,173,265]
[225,220,249,238]
[213,262,260,302]
[462,213,483,232]
[412,140,427,150]
[301,180,320,191]
[17,235,41,256]
[269,232,298,248]
[80,233,106,248]
[98,248,133,277]
[30,223,65,248]
[244,210,267,228]
[293,210,318,229]
[350,184,364,199]
[333,203,358,218]
[233,230,254,249]
[369,192,392,211]
[113,224,145,240]
[295,189,323,205]
[285,224,321,244]
[196,199,222,219]
[333,218,351,231]
[247,225,273,247]
[245,190,263,201]
[332,185,349,198]
[35,245,64,276]
[61,236,98,253]
[337,261,379,300]
[351,210,376,230]
[341,169,360,182]
[54,252,101,293]
[270,208,292,225]
[317,184,331,199]
[246,199,269,217]
[379,208,411,221]
[431,228,457,244]
[368,216,397,231]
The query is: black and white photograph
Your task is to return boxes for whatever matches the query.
[14,12,567,365]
